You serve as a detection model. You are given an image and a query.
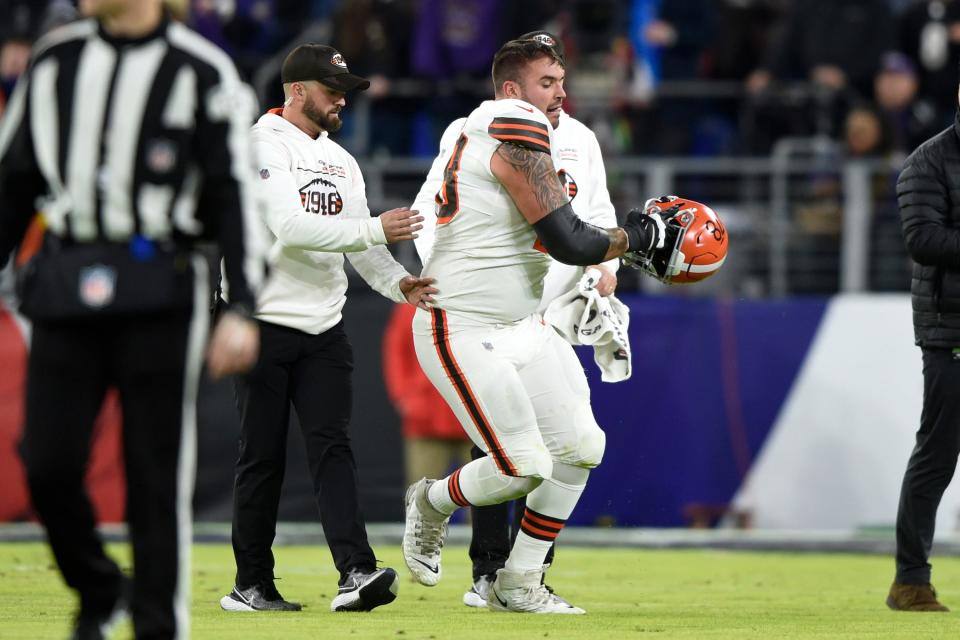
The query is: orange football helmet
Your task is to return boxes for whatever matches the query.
[626,195,729,284]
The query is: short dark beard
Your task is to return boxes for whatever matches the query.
[304,96,342,133]
[517,88,559,129]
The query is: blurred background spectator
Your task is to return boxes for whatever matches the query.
[331,0,417,156]
[0,0,76,111]
[899,0,960,123]
[744,0,897,151]
[873,51,943,156]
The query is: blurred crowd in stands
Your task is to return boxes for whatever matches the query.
[1,0,959,161]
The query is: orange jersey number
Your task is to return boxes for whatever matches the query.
[435,133,469,224]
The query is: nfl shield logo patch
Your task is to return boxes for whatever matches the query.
[79,264,117,308]
[260,168,270,179]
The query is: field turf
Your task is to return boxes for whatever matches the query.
[1,542,959,639]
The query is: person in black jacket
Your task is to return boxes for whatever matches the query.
[888,102,960,612]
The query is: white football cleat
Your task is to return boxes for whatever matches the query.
[487,568,585,614]
[401,478,449,586]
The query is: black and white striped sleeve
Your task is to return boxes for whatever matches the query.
[0,68,45,265]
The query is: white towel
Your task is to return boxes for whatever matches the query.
[543,269,632,382]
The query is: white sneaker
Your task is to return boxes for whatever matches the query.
[463,575,495,608]
[487,568,585,614]
[401,478,449,586]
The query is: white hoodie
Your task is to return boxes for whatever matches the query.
[251,110,409,334]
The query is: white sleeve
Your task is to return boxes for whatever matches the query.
[347,246,410,303]
[484,99,553,154]
[345,154,411,302]
[253,134,386,252]
[583,131,620,274]
[412,119,465,266]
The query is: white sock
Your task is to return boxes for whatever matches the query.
[427,456,542,515]
[505,462,589,574]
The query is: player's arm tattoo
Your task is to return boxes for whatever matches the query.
[494,142,568,213]
[495,142,630,260]
[605,227,629,259]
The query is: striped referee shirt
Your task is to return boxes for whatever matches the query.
[0,16,264,309]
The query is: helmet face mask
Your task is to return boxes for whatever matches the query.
[626,196,728,284]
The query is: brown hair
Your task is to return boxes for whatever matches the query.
[491,39,564,96]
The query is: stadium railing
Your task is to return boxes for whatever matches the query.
[357,148,907,297]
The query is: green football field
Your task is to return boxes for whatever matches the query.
[1,542,958,639]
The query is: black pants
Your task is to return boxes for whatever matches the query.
[21,310,202,640]
[468,445,554,581]
[895,347,960,584]
[231,320,375,586]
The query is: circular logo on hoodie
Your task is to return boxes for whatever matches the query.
[300,176,343,216]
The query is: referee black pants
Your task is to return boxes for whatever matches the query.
[20,309,205,640]
[231,320,376,587]
[895,347,960,584]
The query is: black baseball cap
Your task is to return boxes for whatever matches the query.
[517,30,565,63]
[281,44,370,92]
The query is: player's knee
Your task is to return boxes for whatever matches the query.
[506,440,554,481]
[575,426,606,468]
[528,446,554,480]
[500,475,543,501]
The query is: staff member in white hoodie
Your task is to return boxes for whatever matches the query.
[410,31,620,608]
[220,44,436,614]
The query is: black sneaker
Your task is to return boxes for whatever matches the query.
[219,581,302,612]
[69,576,131,640]
[330,567,399,612]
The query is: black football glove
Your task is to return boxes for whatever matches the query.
[622,207,667,255]
[622,196,685,280]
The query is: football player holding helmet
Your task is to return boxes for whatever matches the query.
[624,195,728,284]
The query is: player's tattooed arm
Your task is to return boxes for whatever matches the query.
[491,142,629,260]
[493,142,568,213]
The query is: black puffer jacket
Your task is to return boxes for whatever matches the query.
[898,112,960,348]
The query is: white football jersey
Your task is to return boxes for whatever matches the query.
[413,108,618,316]
[418,99,557,325]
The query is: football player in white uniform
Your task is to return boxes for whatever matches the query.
[220,44,436,614]
[411,31,620,609]
[401,38,674,614]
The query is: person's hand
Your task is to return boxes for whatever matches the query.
[399,275,438,310]
[585,264,617,297]
[206,311,259,380]
[379,208,424,243]
[623,206,669,254]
